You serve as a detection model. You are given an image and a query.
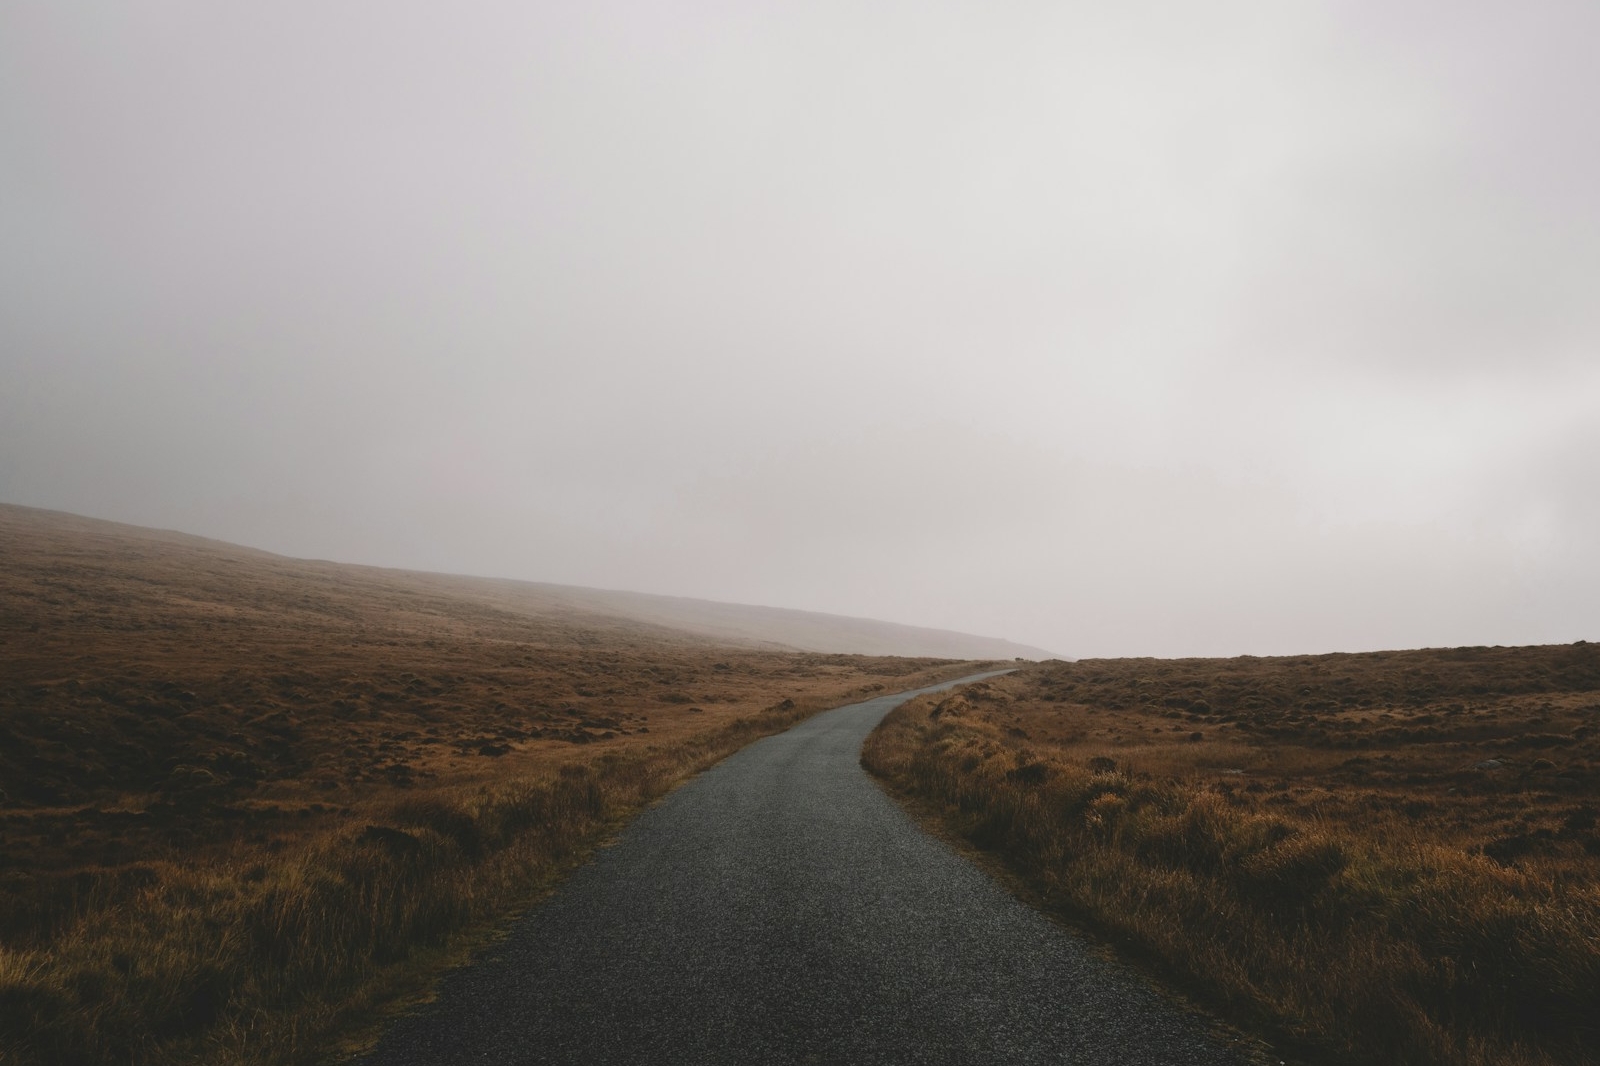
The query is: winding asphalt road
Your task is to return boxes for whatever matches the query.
[358,673,1254,1065]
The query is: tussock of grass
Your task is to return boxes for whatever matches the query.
[863,651,1600,1066]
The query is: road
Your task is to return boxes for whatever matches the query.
[358,672,1253,1065]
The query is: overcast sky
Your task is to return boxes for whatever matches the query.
[3,1,1597,658]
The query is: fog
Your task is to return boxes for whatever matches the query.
[4,1,1597,657]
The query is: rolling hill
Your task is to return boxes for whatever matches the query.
[0,502,1055,661]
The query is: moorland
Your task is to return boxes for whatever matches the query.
[0,503,993,1065]
[865,646,1600,1066]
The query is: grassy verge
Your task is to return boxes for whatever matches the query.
[1,663,983,1065]
[862,650,1600,1066]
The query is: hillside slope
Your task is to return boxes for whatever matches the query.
[0,503,1054,660]
[420,578,1057,660]
[0,500,1006,816]
[0,502,997,1065]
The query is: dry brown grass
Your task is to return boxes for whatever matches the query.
[863,646,1600,1066]
[0,504,991,1064]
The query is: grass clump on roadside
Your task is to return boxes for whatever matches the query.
[863,646,1600,1066]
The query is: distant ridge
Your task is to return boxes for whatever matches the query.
[0,503,1057,660]
[465,580,1059,661]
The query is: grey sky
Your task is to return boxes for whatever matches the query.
[3,1,1597,657]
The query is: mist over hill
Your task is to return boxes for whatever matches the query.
[451,579,1059,660]
[0,503,1056,661]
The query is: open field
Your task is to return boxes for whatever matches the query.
[0,504,993,1064]
[864,646,1600,1066]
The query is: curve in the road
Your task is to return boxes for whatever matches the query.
[358,672,1255,1065]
